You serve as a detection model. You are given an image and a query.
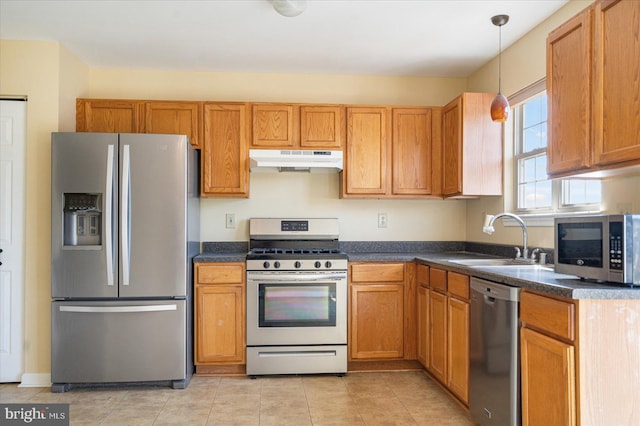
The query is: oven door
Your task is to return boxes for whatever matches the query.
[246,271,347,346]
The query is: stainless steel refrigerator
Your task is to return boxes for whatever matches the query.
[50,132,199,392]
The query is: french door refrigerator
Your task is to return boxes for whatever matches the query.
[50,132,199,392]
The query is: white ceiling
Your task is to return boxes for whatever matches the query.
[0,0,569,78]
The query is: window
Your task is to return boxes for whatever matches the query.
[512,80,601,214]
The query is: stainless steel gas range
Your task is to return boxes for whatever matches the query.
[246,218,348,376]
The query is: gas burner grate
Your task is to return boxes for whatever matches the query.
[249,248,343,255]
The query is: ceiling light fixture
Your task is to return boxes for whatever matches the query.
[490,14,510,122]
[272,0,307,17]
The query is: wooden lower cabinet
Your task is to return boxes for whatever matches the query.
[427,267,469,405]
[429,289,447,383]
[348,263,406,360]
[521,327,576,426]
[194,263,246,372]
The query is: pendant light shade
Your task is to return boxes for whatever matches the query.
[490,14,510,122]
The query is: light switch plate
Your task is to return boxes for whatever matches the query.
[225,213,236,229]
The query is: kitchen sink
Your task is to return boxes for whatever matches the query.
[448,258,554,271]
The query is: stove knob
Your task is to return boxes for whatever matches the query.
[314,261,322,269]
[274,261,281,269]
[263,261,270,269]
[295,261,302,269]
[325,261,332,268]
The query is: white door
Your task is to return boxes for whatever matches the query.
[0,99,27,382]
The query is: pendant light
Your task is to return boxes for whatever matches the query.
[272,0,307,17]
[490,14,510,122]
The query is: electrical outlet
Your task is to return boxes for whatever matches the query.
[378,213,388,228]
[225,213,236,229]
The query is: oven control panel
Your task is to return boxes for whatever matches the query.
[247,258,348,271]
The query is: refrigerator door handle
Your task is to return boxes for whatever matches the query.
[121,144,131,286]
[59,305,178,313]
[105,144,115,287]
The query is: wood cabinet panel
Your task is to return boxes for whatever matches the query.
[197,264,244,285]
[546,10,592,175]
[145,101,202,149]
[520,291,575,342]
[447,272,469,300]
[350,263,404,283]
[521,327,576,426]
[300,105,344,148]
[429,267,447,293]
[252,104,296,147]
[350,284,404,359]
[392,108,432,195]
[195,285,245,364]
[447,296,469,404]
[592,0,640,166]
[202,103,249,197]
[417,285,430,368]
[429,289,447,383]
[417,264,429,288]
[77,99,143,133]
[442,93,502,197]
[343,107,389,196]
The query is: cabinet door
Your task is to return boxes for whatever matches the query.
[77,99,143,133]
[442,97,462,196]
[592,0,640,166]
[416,285,430,368]
[300,105,344,149]
[521,327,576,426]
[392,108,433,195]
[429,289,447,383]
[343,107,389,196]
[195,285,245,364]
[252,104,296,148]
[201,103,249,197]
[350,284,403,359]
[145,101,202,149]
[447,296,469,404]
[546,9,592,175]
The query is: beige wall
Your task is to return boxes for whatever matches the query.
[0,40,89,379]
[465,0,639,249]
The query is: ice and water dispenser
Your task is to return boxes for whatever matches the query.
[63,193,102,246]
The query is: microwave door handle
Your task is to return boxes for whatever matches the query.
[105,144,115,287]
[121,144,131,286]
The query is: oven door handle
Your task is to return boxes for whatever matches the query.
[247,272,347,282]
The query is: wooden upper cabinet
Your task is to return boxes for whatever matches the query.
[392,108,433,196]
[547,0,640,177]
[442,93,503,198]
[145,101,202,149]
[252,104,296,148]
[342,107,389,196]
[76,99,143,133]
[201,103,249,197]
[251,103,344,149]
[300,105,344,148]
[546,8,593,175]
[592,0,640,167]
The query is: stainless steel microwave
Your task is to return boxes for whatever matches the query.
[555,214,640,285]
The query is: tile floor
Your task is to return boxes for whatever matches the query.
[0,371,474,425]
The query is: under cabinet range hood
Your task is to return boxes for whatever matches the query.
[249,149,343,173]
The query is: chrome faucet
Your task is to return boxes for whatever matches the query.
[483,212,533,263]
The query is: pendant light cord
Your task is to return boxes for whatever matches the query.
[498,24,502,94]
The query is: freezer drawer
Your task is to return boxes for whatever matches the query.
[51,300,187,388]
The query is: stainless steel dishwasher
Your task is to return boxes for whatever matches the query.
[469,277,521,426]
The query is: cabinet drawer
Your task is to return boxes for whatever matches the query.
[521,291,575,342]
[417,264,429,288]
[447,272,469,300]
[351,263,404,283]
[429,268,447,293]
[196,264,245,285]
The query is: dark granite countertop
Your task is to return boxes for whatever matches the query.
[194,242,640,300]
